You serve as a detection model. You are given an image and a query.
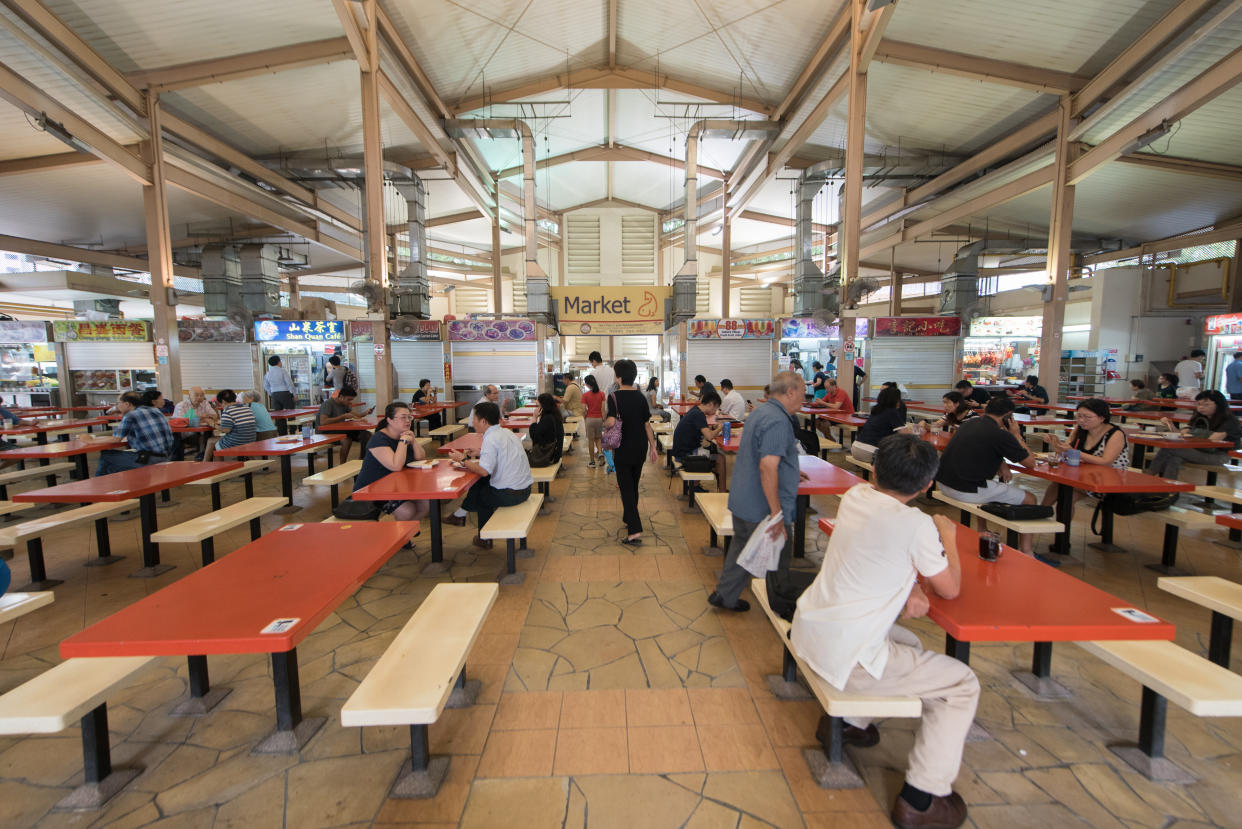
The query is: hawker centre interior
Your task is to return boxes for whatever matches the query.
[0,0,1241,827]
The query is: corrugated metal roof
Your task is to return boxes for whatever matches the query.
[1155,83,1242,165]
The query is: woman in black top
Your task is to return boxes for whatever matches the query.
[851,386,909,461]
[353,401,429,521]
[1156,373,1179,399]
[527,393,564,467]
[603,358,657,544]
[1148,389,1242,479]
[934,391,977,432]
[411,378,442,431]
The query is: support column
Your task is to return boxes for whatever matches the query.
[887,248,902,316]
[359,0,391,409]
[492,208,503,313]
[1038,96,1078,405]
[839,0,869,308]
[720,219,731,318]
[142,90,181,398]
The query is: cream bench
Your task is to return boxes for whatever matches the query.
[429,424,466,445]
[0,500,138,589]
[659,434,675,470]
[561,435,573,457]
[1143,507,1222,575]
[185,458,274,510]
[697,492,732,556]
[0,500,34,560]
[149,496,287,567]
[931,490,1064,549]
[341,582,497,798]
[1077,639,1242,782]
[1158,576,1241,667]
[1193,485,1242,548]
[1183,460,1237,491]
[0,590,53,624]
[818,435,842,459]
[841,455,872,480]
[530,461,560,512]
[0,656,155,810]
[676,465,716,512]
[480,493,543,585]
[753,578,920,787]
[0,461,74,498]
[303,459,363,508]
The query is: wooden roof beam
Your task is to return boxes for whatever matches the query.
[0,146,138,176]
[494,144,724,180]
[427,209,484,227]
[125,38,354,93]
[0,232,200,277]
[773,4,850,121]
[873,40,1090,94]
[1114,151,1242,183]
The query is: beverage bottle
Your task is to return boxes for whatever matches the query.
[722,420,732,443]
[188,407,198,426]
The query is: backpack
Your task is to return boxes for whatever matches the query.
[1090,492,1179,535]
[765,569,817,622]
[343,365,359,391]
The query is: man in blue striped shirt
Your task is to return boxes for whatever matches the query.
[97,391,175,476]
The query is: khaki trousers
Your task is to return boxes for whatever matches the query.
[840,625,979,796]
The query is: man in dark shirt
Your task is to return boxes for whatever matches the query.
[953,380,992,409]
[1011,375,1049,414]
[672,390,724,491]
[317,385,373,464]
[935,396,1038,553]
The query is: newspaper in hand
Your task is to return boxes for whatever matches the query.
[736,512,786,577]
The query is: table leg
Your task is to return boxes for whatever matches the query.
[1051,484,1074,557]
[1132,443,1147,469]
[793,493,809,558]
[306,450,315,477]
[1208,611,1233,667]
[171,654,231,716]
[276,455,299,515]
[1012,641,1071,698]
[276,418,287,436]
[84,515,123,567]
[244,472,254,498]
[1215,501,1242,550]
[131,492,174,578]
[74,454,89,480]
[209,482,222,511]
[1089,499,1126,553]
[945,634,971,665]
[35,432,47,445]
[253,648,324,754]
[420,500,448,576]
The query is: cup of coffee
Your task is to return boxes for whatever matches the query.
[978,531,1001,562]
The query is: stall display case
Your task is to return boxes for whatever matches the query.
[0,343,59,407]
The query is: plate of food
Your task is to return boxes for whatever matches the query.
[406,459,439,469]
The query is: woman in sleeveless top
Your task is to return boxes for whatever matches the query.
[1040,398,1129,511]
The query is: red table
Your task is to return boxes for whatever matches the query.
[13,461,243,580]
[352,462,480,572]
[0,434,123,481]
[669,402,697,415]
[267,407,318,435]
[1014,460,1196,556]
[438,432,482,456]
[1012,413,1074,426]
[214,434,344,514]
[820,518,1176,697]
[317,418,377,461]
[0,416,113,444]
[61,520,417,751]
[794,456,865,557]
[500,417,533,431]
[1110,409,1192,425]
[1126,432,1232,468]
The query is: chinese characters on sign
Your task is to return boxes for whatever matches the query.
[253,320,345,342]
[53,320,150,341]
[686,319,776,339]
[873,317,962,337]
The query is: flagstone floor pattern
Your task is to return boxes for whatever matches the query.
[0,441,1240,827]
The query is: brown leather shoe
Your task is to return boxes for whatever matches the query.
[891,792,967,829]
[472,536,493,550]
[443,514,468,527]
[815,715,879,749]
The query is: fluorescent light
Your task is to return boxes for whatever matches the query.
[1121,120,1172,155]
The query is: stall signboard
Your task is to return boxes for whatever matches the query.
[53,320,149,342]
[254,320,344,342]
[448,319,536,341]
[391,320,441,341]
[873,316,962,337]
[687,319,776,339]
[1206,313,1242,335]
[551,286,670,334]
[350,320,374,342]
[0,321,50,343]
[779,317,869,339]
[968,316,1041,338]
[177,318,247,342]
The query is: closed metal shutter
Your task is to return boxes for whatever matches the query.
[451,341,538,386]
[687,339,774,400]
[391,341,445,397]
[179,343,256,393]
[66,342,154,369]
[866,337,961,395]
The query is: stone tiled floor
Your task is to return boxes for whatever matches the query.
[1,442,1242,827]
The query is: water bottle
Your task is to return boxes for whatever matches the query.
[301,424,313,440]
[722,420,732,443]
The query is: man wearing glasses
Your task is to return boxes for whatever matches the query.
[467,385,500,432]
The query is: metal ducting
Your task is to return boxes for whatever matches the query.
[793,176,828,317]
[73,298,122,320]
[239,244,281,317]
[390,177,431,319]
[201,244,241,317]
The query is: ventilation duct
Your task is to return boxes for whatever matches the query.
[73,298,122,320]
[793,176,827,317]
[239,244,281,317]
[201,244,241,317]
[674,120,781,321]
[390,177,430,319]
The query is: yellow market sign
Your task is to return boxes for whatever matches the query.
[551,286,671,334]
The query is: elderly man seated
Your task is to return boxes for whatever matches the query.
[171,386,218,460]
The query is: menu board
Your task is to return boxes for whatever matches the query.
[447,319,536,341]
[968,316,1041,338]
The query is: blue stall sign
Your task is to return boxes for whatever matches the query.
[254,320,345,342]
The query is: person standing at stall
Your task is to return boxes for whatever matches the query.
[324,355,347,400]
[604,359,658,545]
[264,355,297,410]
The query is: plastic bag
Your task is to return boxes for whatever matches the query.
[737,512,785,577]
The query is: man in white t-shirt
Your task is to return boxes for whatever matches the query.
[792,433,977,829]
[588,350,616,395]
[1173,349,1205,398]
[717,378,747,421]
[466,385,500,431]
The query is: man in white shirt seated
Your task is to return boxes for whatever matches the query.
[717,378,747,421]
[792,433,977,829]
[445,401,533,549]
[466,385,500,432]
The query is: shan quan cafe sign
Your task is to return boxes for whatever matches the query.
[551,287,671,335]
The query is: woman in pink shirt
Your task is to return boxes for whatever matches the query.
[581,374,606,468]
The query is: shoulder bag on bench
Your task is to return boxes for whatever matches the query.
[332,496,382,521]
[980,502,1054,520]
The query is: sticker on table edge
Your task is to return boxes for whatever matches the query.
[261,617,301,635]
[1112,607,1159,623]
[279,524,302,531]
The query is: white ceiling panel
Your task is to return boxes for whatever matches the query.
[615,0,716,67]
[1154,84,1242,166]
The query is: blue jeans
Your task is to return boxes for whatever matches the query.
[96,450,167,476]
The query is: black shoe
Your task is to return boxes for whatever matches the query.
[443,514,468,527]
[891,791,967,829]
[815,715,879,749]
[707,591,750,612]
